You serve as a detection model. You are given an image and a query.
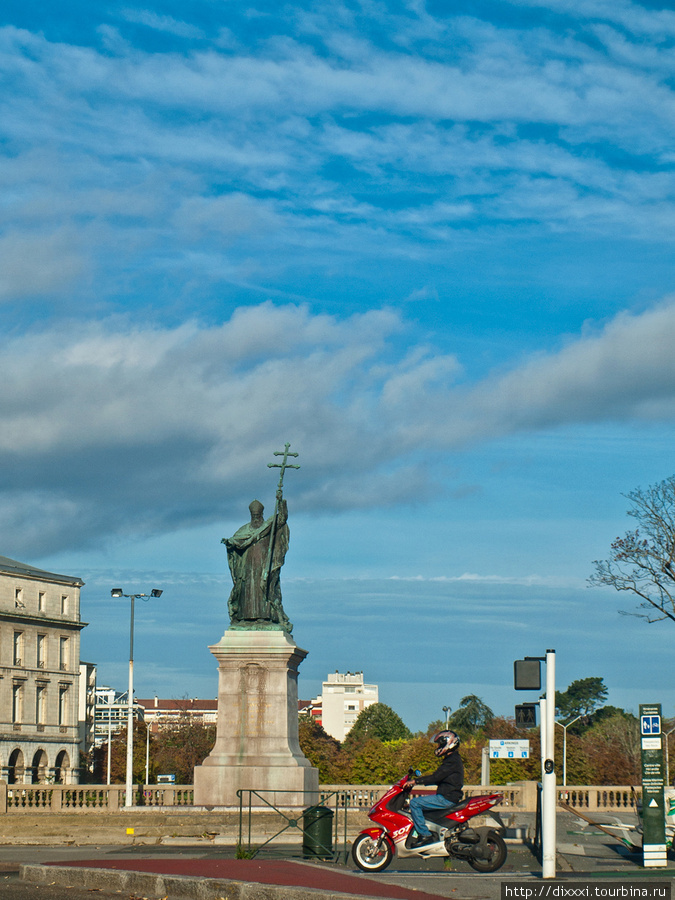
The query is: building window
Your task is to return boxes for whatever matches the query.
[13,632,23,666]
[36,684,47,725]
[37,634,46,669]
[14,588,24,609]
[38,592,45,612]
[60,595,68,615]
[12,683,23,723]
[58,686,68,726]
[59,637,68,671]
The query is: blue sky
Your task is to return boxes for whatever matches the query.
[2,0,675,731]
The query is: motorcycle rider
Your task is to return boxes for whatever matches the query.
[407,730,464,847]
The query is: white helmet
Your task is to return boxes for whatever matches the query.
[432,730,460,757]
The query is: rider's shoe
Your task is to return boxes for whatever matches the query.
[413,834,435,848]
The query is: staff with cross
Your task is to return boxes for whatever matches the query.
[262,443,300,600]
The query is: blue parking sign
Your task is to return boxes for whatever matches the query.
[641,715,661,735]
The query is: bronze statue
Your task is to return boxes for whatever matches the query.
[222,444,299,632]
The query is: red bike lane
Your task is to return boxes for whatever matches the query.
[48,857,449,900]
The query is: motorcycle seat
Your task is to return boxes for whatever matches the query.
[423,799,469,824]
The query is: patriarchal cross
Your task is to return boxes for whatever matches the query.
[268,442,300,499]
[262,443,300,597]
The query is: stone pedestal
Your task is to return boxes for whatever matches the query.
[193,630,319,808]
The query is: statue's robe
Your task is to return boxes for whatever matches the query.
[224,500,291,631]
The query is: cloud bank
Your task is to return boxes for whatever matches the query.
[1,299,674,555]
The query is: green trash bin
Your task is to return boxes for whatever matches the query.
[302,805,334,859]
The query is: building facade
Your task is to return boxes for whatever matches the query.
[0,555,86,783]
[93,685,143,746]
[312,671,378,741]
[136,696,218,732]
[78,662,97,760]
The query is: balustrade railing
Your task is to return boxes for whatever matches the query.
[4,784,194,811]
[0,782,641,813]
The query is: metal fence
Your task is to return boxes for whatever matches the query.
[237,788,349,861]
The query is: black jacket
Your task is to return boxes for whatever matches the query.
[416,752,464,803]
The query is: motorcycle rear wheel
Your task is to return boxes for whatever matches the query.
[466,830,507,873]
[351,833,394,872]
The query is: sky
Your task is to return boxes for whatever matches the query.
[1,0,675,733]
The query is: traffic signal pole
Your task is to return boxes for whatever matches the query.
[514,649,556,879]
[542,649,556,879]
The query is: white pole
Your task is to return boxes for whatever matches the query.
[125,595,135,808]
[106,709,111,786]
[540,696,547,780]
[481,746,490,786]
[542,649,556,879]
[145,721,150,788]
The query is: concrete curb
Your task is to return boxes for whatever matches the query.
[20,863,403,900]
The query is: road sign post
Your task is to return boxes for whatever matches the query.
[640,703,667,868]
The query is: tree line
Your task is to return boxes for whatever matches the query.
[86,681,663,787]
[298,690,650,787]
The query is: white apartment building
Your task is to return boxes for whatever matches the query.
[313,671,378,741]
[93,686,143,746]
[0,555,86,783]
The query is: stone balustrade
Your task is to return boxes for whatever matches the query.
[0,781,641,813]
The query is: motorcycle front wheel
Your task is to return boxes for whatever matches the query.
[351,833,394,872]
[467,830,507,873]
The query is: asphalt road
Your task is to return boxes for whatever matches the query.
[0,863,124,900]
[0,811,673,900]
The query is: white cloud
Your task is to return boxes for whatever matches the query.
[118,9,205,40]
[0,229,86,301]
[1,299,675,555]
[0,3,672,311]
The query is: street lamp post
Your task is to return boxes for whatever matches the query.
[555,714,582,787]
[442,706,451,730]
[111,588,162,808]
[145,718,151,789]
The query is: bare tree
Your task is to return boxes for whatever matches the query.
[590,475,675,624]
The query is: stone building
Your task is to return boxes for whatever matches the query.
[0,555,86,783]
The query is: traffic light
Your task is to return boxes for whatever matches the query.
[514,659,541,690]
[515,703,537,728]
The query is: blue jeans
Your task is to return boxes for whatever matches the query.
[409,794,456,837]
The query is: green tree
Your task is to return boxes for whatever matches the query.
[556,678,608,719]
[343,703,412,751]
[482,716,541,784]
[108,721,154,785]
[590,475,675,624]
[423,718,446,738]
[151,717,216,784]
[448,695,494,736]
[348,737,437,784]
[298,717,346,782]
[579,711,640,784]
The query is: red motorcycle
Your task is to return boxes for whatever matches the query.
[352,770,507,873]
